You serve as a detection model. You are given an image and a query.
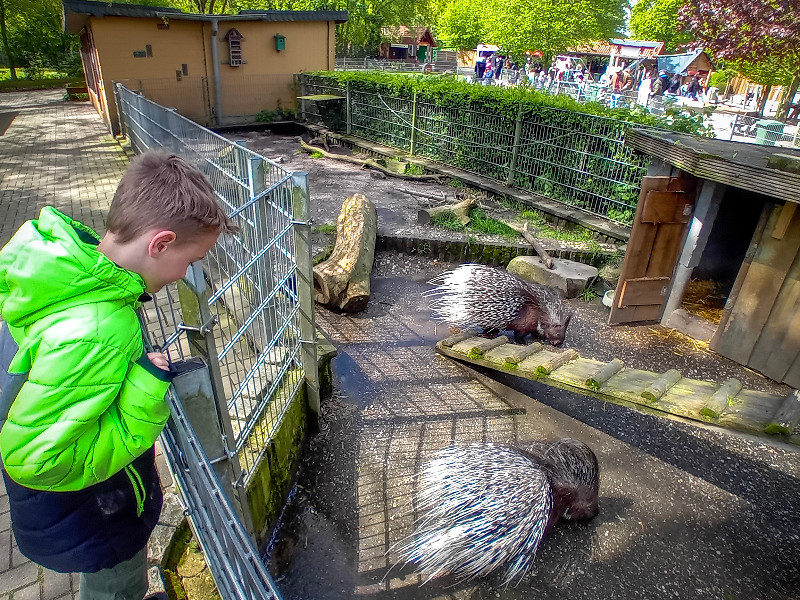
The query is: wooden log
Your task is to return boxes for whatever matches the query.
[465,335,510,359]
[765,390,800,435]
[418,197,477,226]
[440,330,480,348]
[503,342,544,368]
[700,378,743,419]
[535,349,579,378]
[299,140,442,181]
[586,358,624,390]
[312,193,377,313]
[641,369,682,402]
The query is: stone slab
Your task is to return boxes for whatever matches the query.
[507,255,599,298]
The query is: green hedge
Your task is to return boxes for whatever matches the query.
[300,72,710,225]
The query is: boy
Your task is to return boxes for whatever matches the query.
[0,149,237,599]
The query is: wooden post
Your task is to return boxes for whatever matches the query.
[299,74,307,122]
[506,102,524,187]
[292,172,321,423]
[410,91,418,156]
[346,80,352,135]
[765,390,800,435]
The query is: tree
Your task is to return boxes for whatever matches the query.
[678,0,800,120]
[629,0,694,53]
[0,0,16,79]
[436,0,626,59]
[436,0,483,51]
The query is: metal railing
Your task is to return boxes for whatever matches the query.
[299,74,652,224]
[334,57,458,73]
[115,83,319,599]
[161,384,282,600]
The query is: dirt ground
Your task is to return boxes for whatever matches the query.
[223,128,800,600]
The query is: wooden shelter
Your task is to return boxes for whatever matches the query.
[378,26,436,61]
[611,130,800,388]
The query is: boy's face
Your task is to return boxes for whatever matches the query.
[142,229,220,292]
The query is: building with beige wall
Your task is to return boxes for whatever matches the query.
[63,0,347,133]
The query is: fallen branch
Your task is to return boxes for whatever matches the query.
[418,196,477,226]
[521,221,554,269]
[497,218,555,269]
[397,187,452,202]
[299,140,443,181]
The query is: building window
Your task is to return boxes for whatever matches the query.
[224,28,244,67]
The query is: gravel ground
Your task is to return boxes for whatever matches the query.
[222,129,800,599]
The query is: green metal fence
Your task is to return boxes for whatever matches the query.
[298,74,657,225]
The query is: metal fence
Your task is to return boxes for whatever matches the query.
[299,74,652,224]
[335,57,458,73]
[115,83,319,599]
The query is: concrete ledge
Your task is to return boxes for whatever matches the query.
[376,233,617,268]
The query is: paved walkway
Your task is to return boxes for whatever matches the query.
[0,90,168,600]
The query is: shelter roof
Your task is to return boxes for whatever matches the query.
[380,26,435,45]
[656,49,714,75]
[569,39,665,58]
[63,0,347,33]
[626,129,800,204]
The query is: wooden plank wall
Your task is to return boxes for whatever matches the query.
[712,201,800,386]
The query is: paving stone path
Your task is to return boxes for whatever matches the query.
[0,90,175,600]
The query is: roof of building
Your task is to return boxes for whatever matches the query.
[62,0,347,33]
[569,39,666,58]
[380,25,435,44]
[656,49,714,75]
[626,129,800,204]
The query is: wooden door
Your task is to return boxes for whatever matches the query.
[711,201,800,386]
[609,173,697,325]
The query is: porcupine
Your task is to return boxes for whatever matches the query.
[425,264,572,345]
[396,439,599,587]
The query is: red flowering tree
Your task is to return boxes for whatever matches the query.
[678,0,800,120]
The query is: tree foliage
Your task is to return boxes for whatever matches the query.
[437,0,626,58]
[678,0,800,62]
[0,0,82,78]
[629,0,693,53]
[678,0,800,118]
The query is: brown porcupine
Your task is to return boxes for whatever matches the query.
[425,264,572,345]
[396,439,599,587]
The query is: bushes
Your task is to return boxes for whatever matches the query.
[300,72,710,225]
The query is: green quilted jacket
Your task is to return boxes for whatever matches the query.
[0,207,171,491]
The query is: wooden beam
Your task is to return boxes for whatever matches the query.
[772,202,797,240]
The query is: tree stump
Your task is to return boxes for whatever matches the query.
[313,193,377,313]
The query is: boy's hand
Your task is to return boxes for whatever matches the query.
[147,352,170,371]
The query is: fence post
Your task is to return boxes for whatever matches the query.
[346,80,352,135]
[177,264,257,541]
[506,102,524,187]
[730,114,738,140]
[291,172,321,426]
[409,91,418,156]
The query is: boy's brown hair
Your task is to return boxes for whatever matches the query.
[107,149,238,243]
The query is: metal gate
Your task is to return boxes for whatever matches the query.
[115,83,320,599]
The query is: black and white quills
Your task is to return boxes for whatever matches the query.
[425,264,572,345]
[396,439,599,587]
